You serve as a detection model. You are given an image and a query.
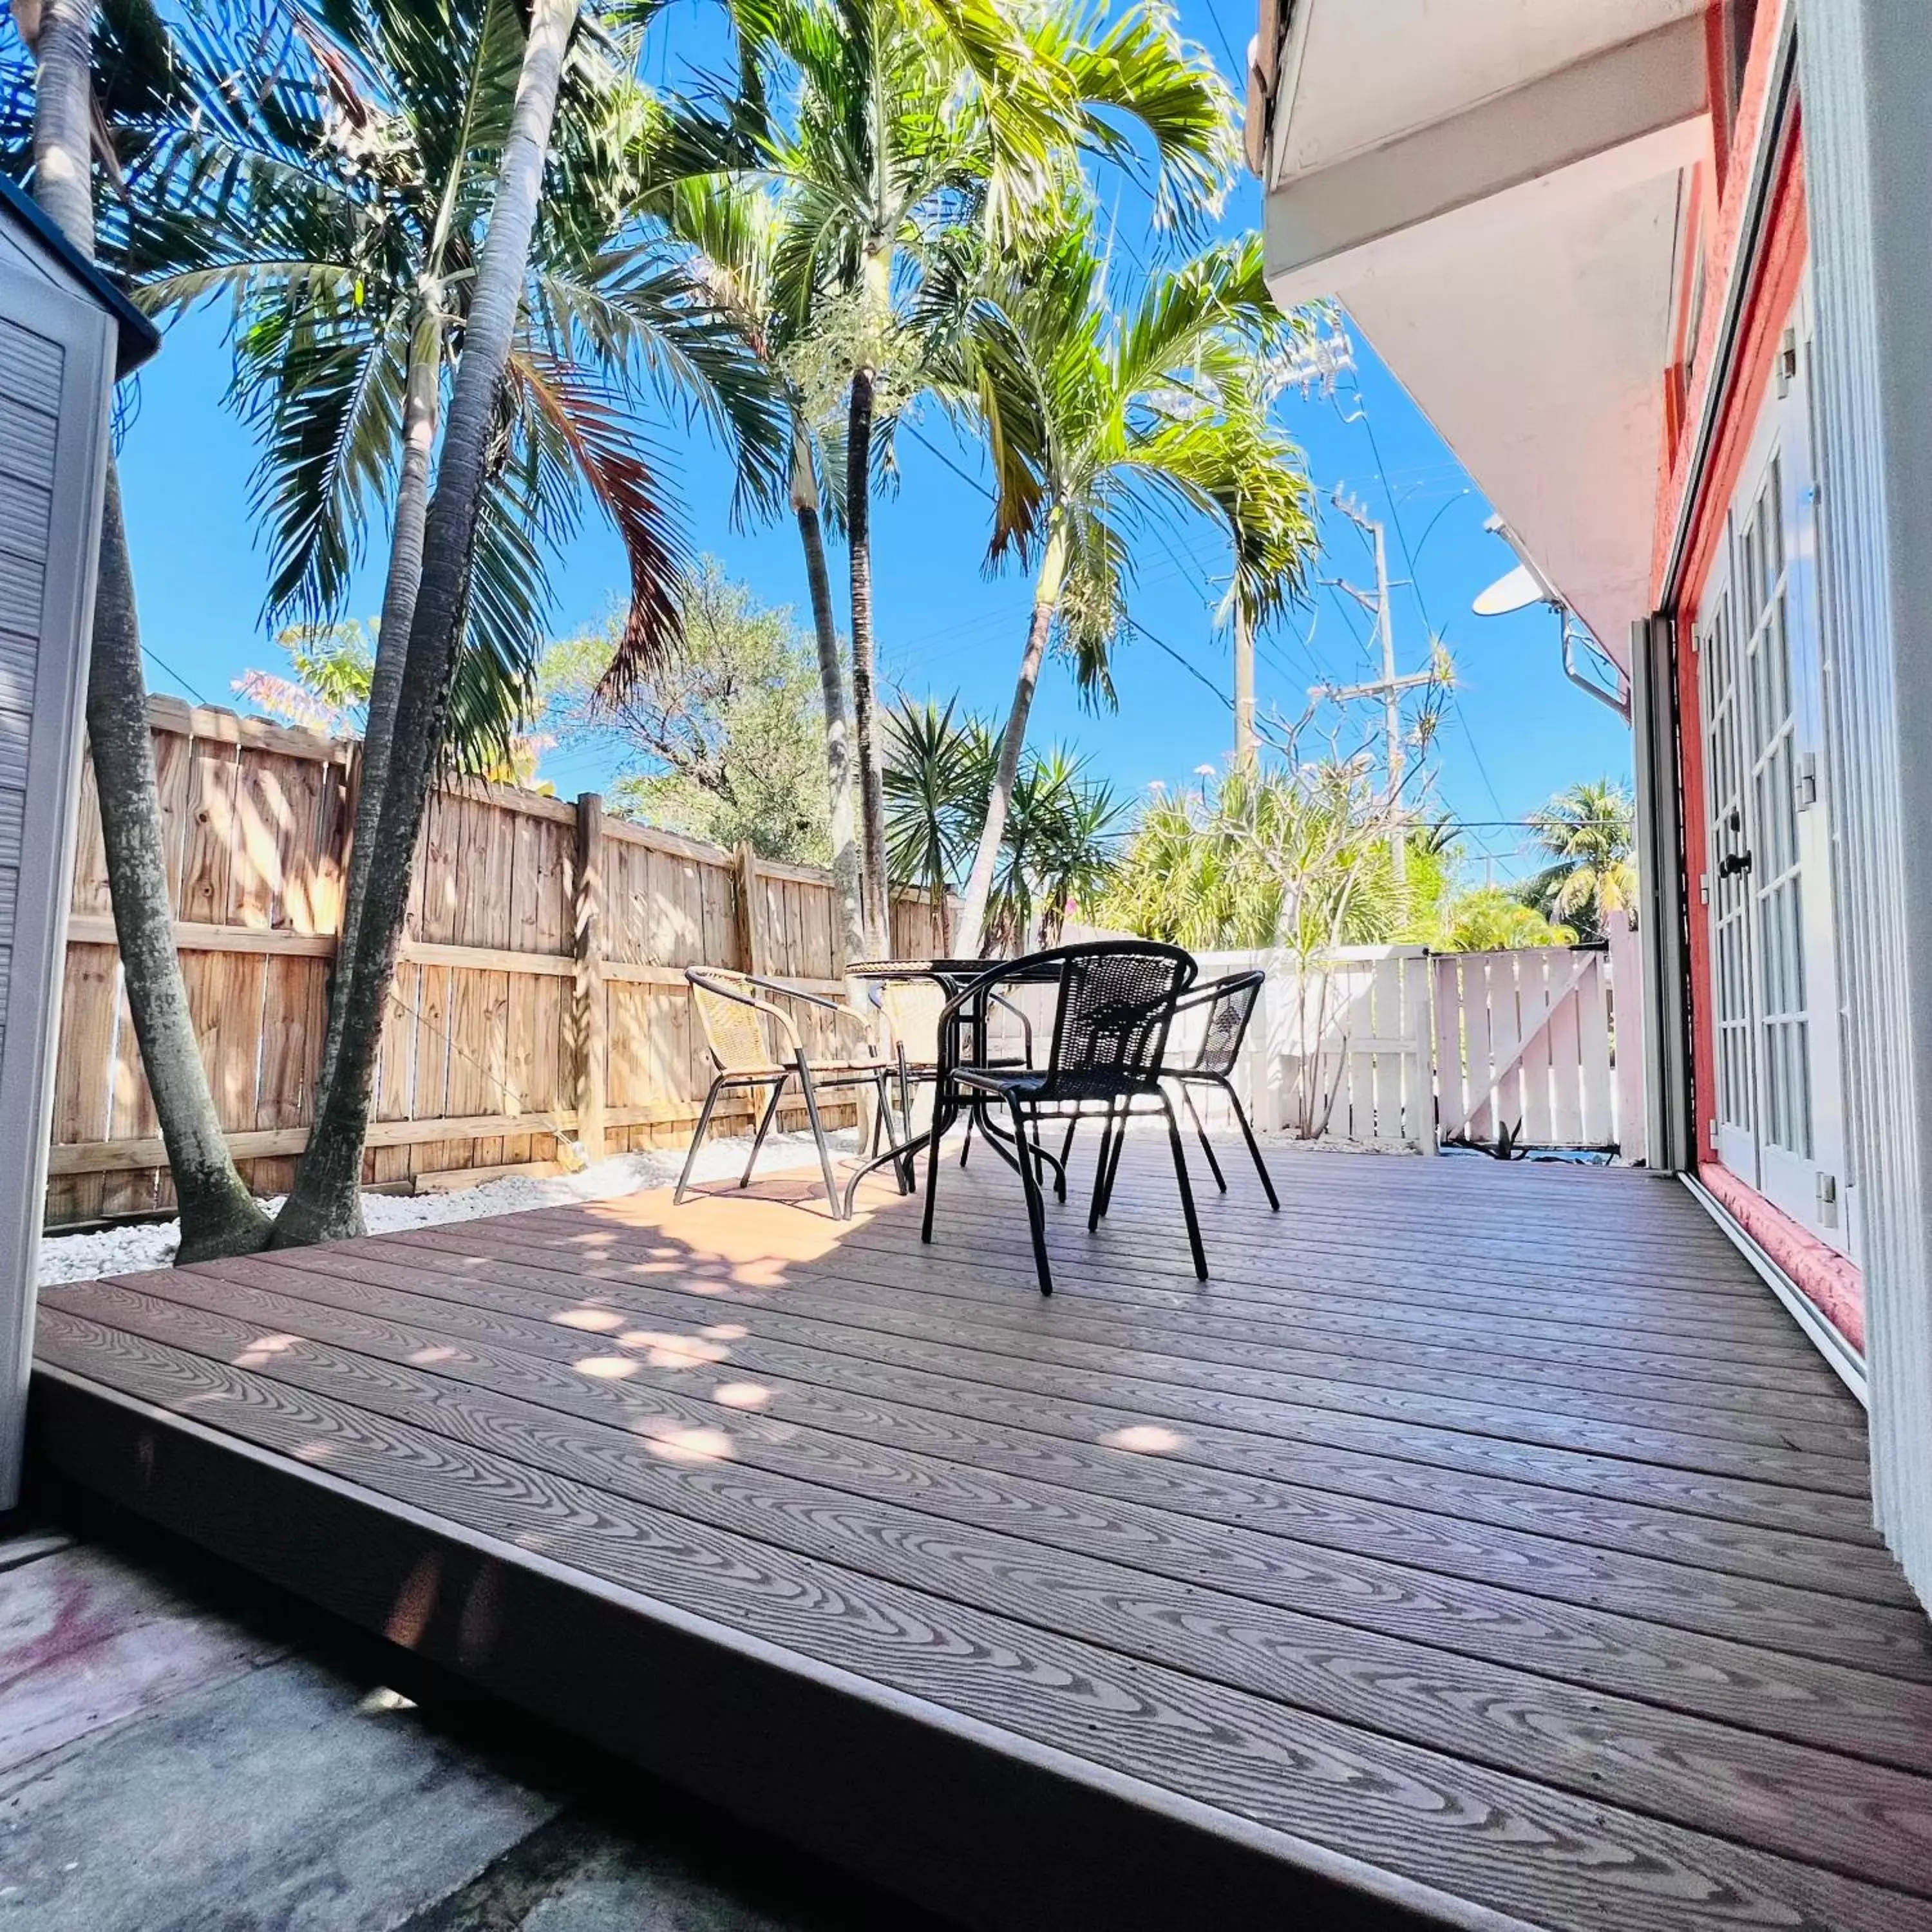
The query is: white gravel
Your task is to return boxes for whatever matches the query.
[35,1127,862,1287]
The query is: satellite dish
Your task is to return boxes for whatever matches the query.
[1472,563,1551,618]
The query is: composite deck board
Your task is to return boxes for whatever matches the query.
[33,1300,1932,1899]
[222,1235,1879,1513]
[71,1274,1915,1629]
[169,1240,1887,1549]
[828,1207,1813,1332]
[386,1219,1861,1433]
[140,1245,1890,1573]
[42,1278,1932,1754]
[32,1318,1932,1932]
[33,1144,1930,1932]
[464,1206,1844,1393]
[733,1201,1830,1346]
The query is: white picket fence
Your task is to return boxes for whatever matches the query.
[1193,925,1643,1158]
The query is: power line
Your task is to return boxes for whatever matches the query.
[1197,0,1245,85]
[142,645,213,706]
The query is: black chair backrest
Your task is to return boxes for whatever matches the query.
[1186,971,1265,1076]
[1037,942,1197,1098]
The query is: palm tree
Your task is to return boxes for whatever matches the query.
[273,0,587,1244]
[1521,779,1636,942]
[954,222,1315,954]
[14,0,273,1258]
[137,0,779,1095]
[661,176,863,963]
[734,0,1235,954]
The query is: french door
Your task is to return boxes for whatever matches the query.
[1698,291,1851,1255]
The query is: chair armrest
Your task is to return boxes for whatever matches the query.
[687,969,806,1057]
[746,975,878,1060]
[984,987,1036,1064]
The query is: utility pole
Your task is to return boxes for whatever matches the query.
[1233,598,1256,766]
[1326,491,1434,886]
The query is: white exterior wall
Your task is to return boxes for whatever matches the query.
[0,236,116,1510]
[1796,0,1932,1603]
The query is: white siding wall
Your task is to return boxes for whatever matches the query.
[0,263,115,1510]
[1797,0,1932,1604]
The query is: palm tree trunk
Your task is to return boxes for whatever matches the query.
[28,0,92,243]
[273,0,580,1247]
[316,310,439,1099]
[846,365,890,956]
[32,0,269,1260]
[956,524,1065,956]
[791,423,863,970]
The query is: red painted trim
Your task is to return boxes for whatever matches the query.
[1699,1162,1866,1354]
[1678,149,1808,611]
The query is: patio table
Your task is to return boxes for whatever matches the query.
[842,956,1067,1204]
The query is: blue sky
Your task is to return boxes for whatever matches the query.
[112,0,1632,886]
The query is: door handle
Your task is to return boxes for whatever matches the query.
[1718,850,1754,878]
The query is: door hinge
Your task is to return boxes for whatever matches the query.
[1817,1171,1840,1227]
[1776,327,1798,397]
[1796,751,1819,808]
[1699,872,1710,905]
[1708,1118,1720,1150]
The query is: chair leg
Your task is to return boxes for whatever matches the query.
[1157,1089,1209,1281]
[873,1069,912,1195]
[1007,1093,1054,1296]
[675,1075,730,1204]
[959,1109,974,1167]
[922,1083,953,1245]
[739,1077,786,1188]
[1040,1109,1067,1204]
[1087,1101,1119,1233]
[1059,1117,1078,1171]
[1177,1081,1227,1193]
[793,1055,846,1220]
[1098,1099,1131,1220]
[1218,1075,1280,1211]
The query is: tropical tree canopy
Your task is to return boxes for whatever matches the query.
[971,217,1312,702]
[1439,886,1577,953]
[1095,761,1444,954]
[543,564,833,862]
[93,0,790,767]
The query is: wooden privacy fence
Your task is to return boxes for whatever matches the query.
[44,697,950,1228]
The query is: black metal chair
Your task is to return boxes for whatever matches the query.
[674,969,906,1220]
[1162,970,1280,1211]
[922,942,1203,1294]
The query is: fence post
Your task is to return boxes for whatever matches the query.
[736,842,765,977]
[574,793,607,1161]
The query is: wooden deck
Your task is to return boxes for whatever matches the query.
[29,1142,1932,1932]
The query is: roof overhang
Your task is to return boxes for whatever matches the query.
[1256,1,1711,670]
[0,175,160,377]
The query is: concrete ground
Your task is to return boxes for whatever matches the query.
[0,1511,954,1931]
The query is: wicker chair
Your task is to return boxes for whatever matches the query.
[922,942,1202,1294]
[1160,970,1280,1210]
[674,970,904,1220]
[873,971,1036,1151]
